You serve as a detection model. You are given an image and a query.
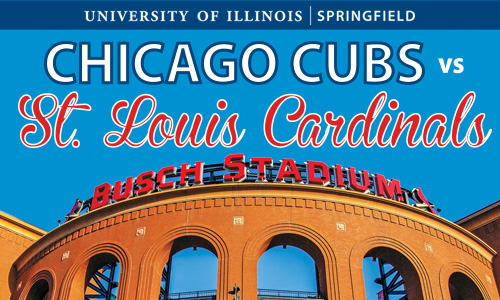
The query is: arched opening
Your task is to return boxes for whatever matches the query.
[84,253,121,300]
[26,279,49,300]
[363,247,423,300]
[158,236,218,300]
[256,234,326,300]
[362,257,407,300]
[449,272,485,300]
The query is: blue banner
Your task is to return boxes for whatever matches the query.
[1,1,499,29]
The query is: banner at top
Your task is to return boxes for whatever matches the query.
[1,1,499,30]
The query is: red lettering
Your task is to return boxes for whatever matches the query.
[136,171,155,196]
[106,95,244,148]
[221,114,244,147]
[333,164,345,188]
[347,92,386,147]
[179,161,204,187]
[113,177,134,201]
[19,92,89,148]
[306,161,330,186]
[250,157,273,182]
[71,155,441,218]
[422,114,449,147]
[157,166,177,190]
[276,159,303,183]
[347,167,370,192]
[376,113,392,147]
[262,92,491,149]
[54,92,91,147]
[264,94,305,147]
[91,183,112,210]
[224,154,247,182]
[324,112,346,147]
[451,92,491,147]
[297,114,329,147]
[175,113,204,147]
[149,113,174,148]
[374,174,403,202]
[206,113,221,147]
[391,113,421,147]
[19,93,58,148]
[105,94,156,147]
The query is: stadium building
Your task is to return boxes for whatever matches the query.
[2,155,500,300]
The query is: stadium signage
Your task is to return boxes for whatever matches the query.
[64,154,436,222]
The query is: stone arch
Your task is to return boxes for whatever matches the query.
[135,225,229,300]
[349,236,433,300]
[439,262,490,300]
[58,242,131,300]
[243,223,338,300]
[19,269,55,300]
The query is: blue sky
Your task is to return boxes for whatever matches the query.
[164,246,318,292]
[2,22,499,300]
[2,29,498,230]
[165,245,384,298]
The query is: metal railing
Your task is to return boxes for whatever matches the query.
[166,290,217,299]
[258,289,321,298]
[163,289,321,300]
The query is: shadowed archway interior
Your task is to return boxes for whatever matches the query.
[26,279,49,300]
[449,272,485,300]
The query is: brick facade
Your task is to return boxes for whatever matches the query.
[6,183,500,300]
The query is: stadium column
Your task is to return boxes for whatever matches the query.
[335,248,355,300]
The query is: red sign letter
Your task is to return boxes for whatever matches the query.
[136,171,155,196]
[306,161,330,186]
[179,161,204,187]
[224,154,247,182]
[277,159,303,183]
[113,176,134,201]
[250,157,273,182]
[157,166,177,190]
[347,167,370,192]
[333,164,345,188]
[91,183,112,210]
[374,174,403,202]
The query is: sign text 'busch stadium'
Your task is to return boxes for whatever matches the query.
[64,154,437,223]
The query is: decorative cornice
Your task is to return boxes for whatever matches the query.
[13,183,496,278]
